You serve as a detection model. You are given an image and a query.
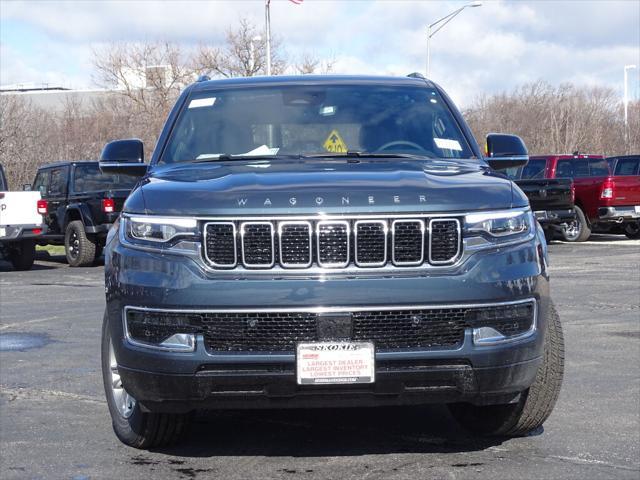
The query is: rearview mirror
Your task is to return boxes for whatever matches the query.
[99,139,148,175]
[485,134,529,170]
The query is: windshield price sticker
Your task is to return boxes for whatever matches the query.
[296,342,375,385]
[434,138,463,151]
[188,97,216,109]
[323,129,348,153]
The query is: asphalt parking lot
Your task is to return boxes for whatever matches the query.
[1,235,639,480]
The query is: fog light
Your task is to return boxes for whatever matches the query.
[473,326,507,345]
[159,333,195,351]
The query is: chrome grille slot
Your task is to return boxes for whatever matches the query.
[317,221,350,268]
[429,219,461,264]
[354,220,387,267]
[279,221,312,268]
[204,222,236,267]
[241,222,274,268]
[392,220,424,265]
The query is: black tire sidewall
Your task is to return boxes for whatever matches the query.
[65,220,96,267]
[624,221,640,239]
[9,239,36,270]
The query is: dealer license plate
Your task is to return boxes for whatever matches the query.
[635,206,640,213]
[296,342,375,385]
[534,210,548,220]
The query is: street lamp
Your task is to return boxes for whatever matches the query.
[426,1,482,77]
[624,64,637,128]
[250,35,262,75]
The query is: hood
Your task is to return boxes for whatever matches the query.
[125,158,520,216]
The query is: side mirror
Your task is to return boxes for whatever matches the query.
[22,184,32,191]
[485,133,529,170]
[99,139,148,175]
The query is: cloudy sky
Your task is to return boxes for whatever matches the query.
[1,0,638,106]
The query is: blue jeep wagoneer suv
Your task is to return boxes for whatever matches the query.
[99,75,564,448]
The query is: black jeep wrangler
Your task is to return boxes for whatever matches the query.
[32,161,141,266]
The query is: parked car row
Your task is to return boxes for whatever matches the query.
[505,154,640,242]
[1,152,638,272]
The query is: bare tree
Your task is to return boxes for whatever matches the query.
[193,18,286,78]
[464,81,638,156]
[294,51,336,75]
[93,41,194,120]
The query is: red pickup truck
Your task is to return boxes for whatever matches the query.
[605,155,640,239]
[524,154,640,241]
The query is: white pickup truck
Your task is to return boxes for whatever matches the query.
[0,164,47,270]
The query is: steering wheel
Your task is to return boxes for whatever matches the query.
[376,140,426,152]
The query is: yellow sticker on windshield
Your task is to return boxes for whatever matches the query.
[323,129,348,153]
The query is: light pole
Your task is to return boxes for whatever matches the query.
[624,64,637,128]
[250,35,262,75]
[427,1,482,77]
[265,0,272,75]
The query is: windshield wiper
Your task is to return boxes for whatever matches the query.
[192,154,301,163]
[302,151,433,159]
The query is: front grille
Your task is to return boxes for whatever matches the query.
[392,220,424,265]
[125,301,535,353]
[203,215,462,271]
[279,222,312,267]
[355,221,387,266]
[317,221,349,267]
[204,223,236,267]
[430,219,460,263]
[241,222,274,267]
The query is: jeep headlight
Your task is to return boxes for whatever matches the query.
[465,209,533,239]
[122,215,199,250]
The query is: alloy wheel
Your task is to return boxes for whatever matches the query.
[109,339,136,418]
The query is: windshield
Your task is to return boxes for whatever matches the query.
[72,164,140,192]
[160,84,475,164]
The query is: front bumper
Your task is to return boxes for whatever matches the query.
[598,206,640,221]
[105,235,550,412]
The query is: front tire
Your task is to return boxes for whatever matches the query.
[65,220,96,267]
[101,311,191,449]
[624,221,640,239]
[448,301,564,436]
[562,206,591,242]
[8,239,36,271]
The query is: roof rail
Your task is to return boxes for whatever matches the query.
[407,72,426,80]
[196,75,211,82]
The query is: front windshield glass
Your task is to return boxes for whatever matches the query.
[160,84,474,164]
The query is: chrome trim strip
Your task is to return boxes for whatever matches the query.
[354,220,388,267]
[203,221,237,268]
[391,219,425,266]
[278,221,313,268]
[428,218,462,265]
[316,220,350,268]
[240,221,275,268]
[123,298,536,315]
